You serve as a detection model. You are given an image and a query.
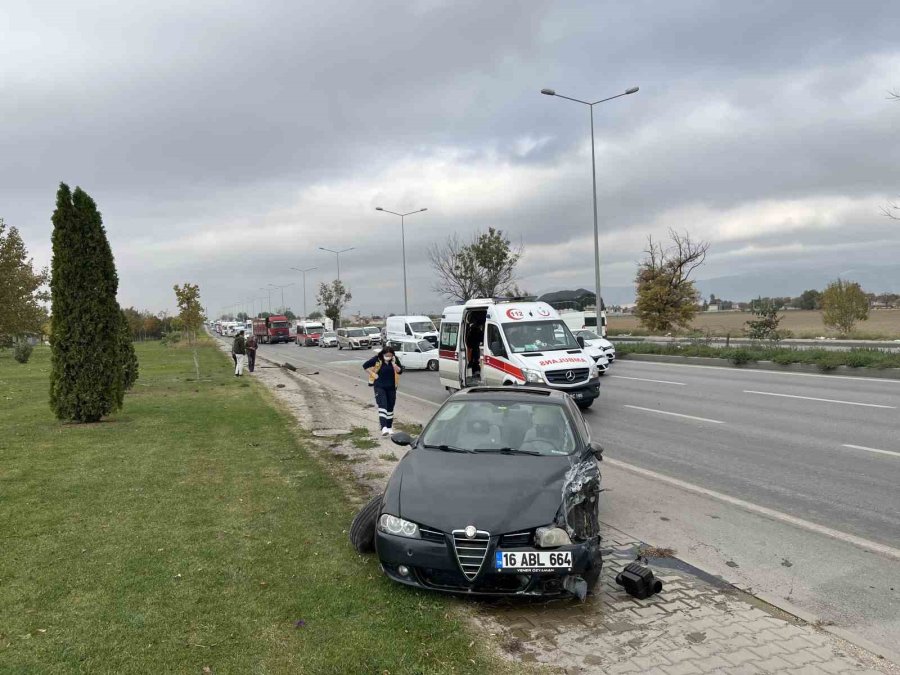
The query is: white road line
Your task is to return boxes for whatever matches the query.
[605,458,900,561]
[743,390,896,409]
[842,444,900,459]
[620,358,900,384]
[611,375,686,386]
[623,404,724,424]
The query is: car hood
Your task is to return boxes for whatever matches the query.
[397,448,575,535]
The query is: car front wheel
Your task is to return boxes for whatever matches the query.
[427,359,439,371]
[349,493,382,554]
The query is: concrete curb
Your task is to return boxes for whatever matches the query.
[618,352,900,380]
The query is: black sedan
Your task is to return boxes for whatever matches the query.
[350,387,603,599]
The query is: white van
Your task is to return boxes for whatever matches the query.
[385,315,439,347]
[559,308,608,338]
[438,299,602,409]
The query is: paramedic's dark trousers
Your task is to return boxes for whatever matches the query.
[247,350,256,372]
[374,386,396,429]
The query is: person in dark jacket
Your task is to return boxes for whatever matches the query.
[232,331,247,376]
[363,345,403,436]
[246,334,258,372]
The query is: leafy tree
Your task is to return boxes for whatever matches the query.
[634,229,709,333]
[795,289,821,310]
[0,218,49,347]
[745,298,784,341]
[316,280,351,328]
[308,310,323,320]
[173,282,204,343]
[821,279,869,335]
[428,228,522,302]
[275,308,297,321]
[49,183,135,422]
[236,311,249,321]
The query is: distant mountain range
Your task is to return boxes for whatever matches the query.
[536,263,900,306]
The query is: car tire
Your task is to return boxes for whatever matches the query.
[339,344,343,350]
[598,371,606,376]
[577,399,594,410]
[350,493,382,554]
[427,359,439,371]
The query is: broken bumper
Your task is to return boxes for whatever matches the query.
[375,530,599,597]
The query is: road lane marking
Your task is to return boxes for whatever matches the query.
[623,405,724,424]
[605,457,900,561]
[619,359,900,384]
[743,390,896,409]
[842,444,900,459]
[611,375,686,386]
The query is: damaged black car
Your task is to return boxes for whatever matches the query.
[350,387,603,599]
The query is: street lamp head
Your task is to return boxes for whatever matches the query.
[625,86,640,95]
[541,88,556,96]
[419,208,428,212]
[375,207,384,211]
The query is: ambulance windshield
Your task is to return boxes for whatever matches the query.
[503,320,580,353]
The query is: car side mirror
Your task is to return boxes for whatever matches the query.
[576,336,585,348]
[590,443,604,460]
[391,431,414,447]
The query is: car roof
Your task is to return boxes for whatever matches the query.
[449,386,569,405]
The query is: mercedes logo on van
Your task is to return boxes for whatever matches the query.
[464,525,477,539]
[565,370,575,381]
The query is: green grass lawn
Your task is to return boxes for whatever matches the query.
[0,342,511,674]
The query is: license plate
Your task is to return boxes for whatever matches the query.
[495,550,572,572]
[569,392,583,400]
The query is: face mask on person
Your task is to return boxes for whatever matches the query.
[384,354,394,361]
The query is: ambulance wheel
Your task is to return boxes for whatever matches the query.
[577,399,594,410]
[427,360,439,371]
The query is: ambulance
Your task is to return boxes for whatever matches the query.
[437,299,602,409]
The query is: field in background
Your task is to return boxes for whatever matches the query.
[608,309,900,339]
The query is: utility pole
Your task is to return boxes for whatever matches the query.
[290,267,317,319]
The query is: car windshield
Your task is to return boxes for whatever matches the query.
[323,332,336,338]
[347,329,366,337]
[270,321,289,328]
[577,330,600,340]
[409,321,435,333]
[421,400,577,456]
[364,327,380,334]
[417,340,436,352]
[503,320,580,353]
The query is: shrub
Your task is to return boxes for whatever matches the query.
[13,342,33,363]
[729,348,753,365]
[161,331,182,346]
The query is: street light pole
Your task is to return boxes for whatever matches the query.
[541,86,638,331]
[290,266,317,319]
[260,287,272,313]
[318,246,354,282]
[375,207,427,315]
[269,283,294,314]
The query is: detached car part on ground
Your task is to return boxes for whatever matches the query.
[350,387,603,599]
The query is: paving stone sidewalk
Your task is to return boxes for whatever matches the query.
[476,524,895,675]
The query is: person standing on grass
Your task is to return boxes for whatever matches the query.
[246,333,258,373]
[232,330,247,376]
[363,345,403,436]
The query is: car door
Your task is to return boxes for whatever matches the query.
[483,322,507,386]
[402,342,424,369]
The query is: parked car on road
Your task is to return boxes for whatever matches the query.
[387,338,440,371]
[318,331,338,348]
[574,330,616,362]
[349,386,603,598]
[338,327,371,350]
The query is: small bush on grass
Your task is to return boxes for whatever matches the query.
[13,342,34,363]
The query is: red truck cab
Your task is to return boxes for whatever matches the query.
[252,315,291,344]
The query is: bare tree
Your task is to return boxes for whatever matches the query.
[634,229,710,333]
[428,228,523,303]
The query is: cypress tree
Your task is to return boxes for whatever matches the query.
[50,183,134,422]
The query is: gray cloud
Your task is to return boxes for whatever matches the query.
[2,0,899,317]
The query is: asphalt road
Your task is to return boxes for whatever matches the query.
[241,339,900,654]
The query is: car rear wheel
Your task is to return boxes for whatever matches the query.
[427,359,439,371]
[350,493,382,554]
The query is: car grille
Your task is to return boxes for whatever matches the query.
[546,367,590,385]
[451,529,490,580]
[500,530,532,547]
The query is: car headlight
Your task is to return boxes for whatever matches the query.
[535,526,571,548]
[378,514,420,539]
[523,368,544,384]
[589,363,599,378]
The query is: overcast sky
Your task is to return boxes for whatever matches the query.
[3,0,899,317]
